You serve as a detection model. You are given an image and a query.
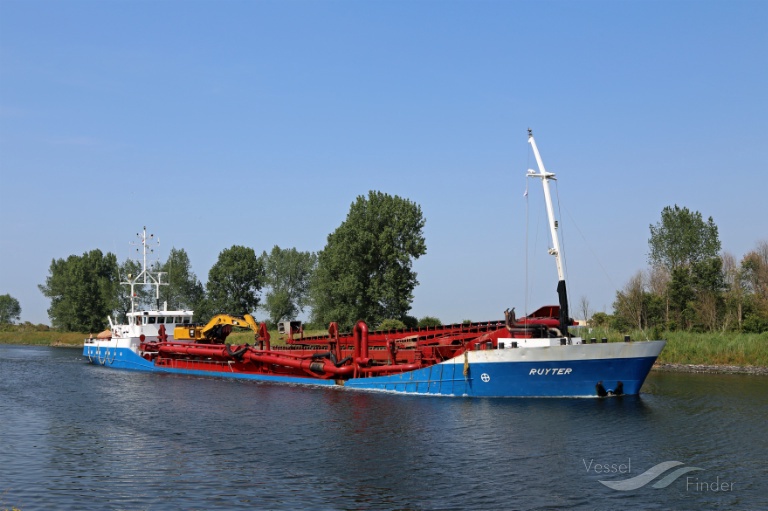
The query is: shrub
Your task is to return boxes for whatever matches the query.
[418,316,442,327]
[377,319,407,331]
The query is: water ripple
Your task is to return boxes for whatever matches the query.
[1,346,766,510]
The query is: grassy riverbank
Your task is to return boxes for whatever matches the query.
[2,328,766,369]
[0,330,85,346]
[655,331,768,366]
[577,328,768,367]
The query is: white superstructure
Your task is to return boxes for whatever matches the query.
[84,227,194,358]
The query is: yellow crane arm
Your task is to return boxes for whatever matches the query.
[173,314,259,343]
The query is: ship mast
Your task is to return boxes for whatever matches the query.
[123,227,167,313]
[527,129,571,337]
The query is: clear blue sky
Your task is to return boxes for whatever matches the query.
[1,0,766,326]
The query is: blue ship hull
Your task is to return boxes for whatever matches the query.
[83,341,664,398]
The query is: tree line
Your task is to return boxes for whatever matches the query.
[11,196,766,335]
[34,191,431,332]
[600,205,768,334]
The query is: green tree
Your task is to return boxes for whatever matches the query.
[740,241,768,332]
[260,246,317,324]
[742,242,768,305]
[645,293,666,330]
[418,316,442,327]
[690,257,726,331]
[667,267,695,329]
[649,205,721,272]
[0,294,22,324]
[612,270,667,331]
[648,205,722,329]
[205,245,264,319]
[159,248,205,312]
[590,312,611,328]
[38,249,120,331]
[613,271,647,331]
[310,191,426,329]
[378,318,407,330]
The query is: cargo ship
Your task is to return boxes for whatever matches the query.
[83,132,665,397]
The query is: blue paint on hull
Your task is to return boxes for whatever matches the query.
[82,345,658,398]
[343,356,657,397]
[82,345,337,387]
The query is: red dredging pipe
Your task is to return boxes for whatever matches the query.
[353,320,370,366]
[243,350,353,378]
[157,343,230,359]
[241,349,421,378]
[152,319,425,380]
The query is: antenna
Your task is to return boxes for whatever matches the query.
[123,227,167,313]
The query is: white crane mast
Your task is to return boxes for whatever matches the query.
[527,130,565,282]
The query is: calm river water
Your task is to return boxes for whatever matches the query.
[1,345,766,510]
